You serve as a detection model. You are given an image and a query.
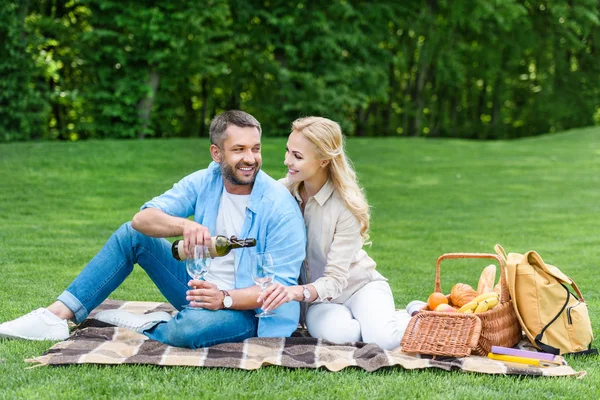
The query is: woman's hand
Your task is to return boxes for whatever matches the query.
[258,283,299,312]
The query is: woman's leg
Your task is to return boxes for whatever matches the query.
[344,280,410,350]
[306,303,361,344]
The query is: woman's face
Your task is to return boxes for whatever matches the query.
[284,130,323,184]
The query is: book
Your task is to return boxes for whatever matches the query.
[487,353,562,367]
[490,345,556,361]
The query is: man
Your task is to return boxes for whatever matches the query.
[0,110,306,348]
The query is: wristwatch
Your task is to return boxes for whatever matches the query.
[302,286,311,302]
[221,290,233,309]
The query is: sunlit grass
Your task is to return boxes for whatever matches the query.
[0,127,598,399]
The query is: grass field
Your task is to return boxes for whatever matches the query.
[0,127,599,399]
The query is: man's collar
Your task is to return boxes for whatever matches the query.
[247,170,266,213]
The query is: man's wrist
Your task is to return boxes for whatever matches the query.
[219,290,225,309]
[220,289,233,309]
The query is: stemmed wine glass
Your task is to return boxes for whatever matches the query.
[185,244,211,309]
[252,251,275,318]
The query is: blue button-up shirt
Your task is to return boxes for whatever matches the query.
[141,162,306,337]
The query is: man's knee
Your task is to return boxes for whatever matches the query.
[158,316,204,348]
[116,221,150,247]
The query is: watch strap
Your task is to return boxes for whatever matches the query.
[221,290,232,308]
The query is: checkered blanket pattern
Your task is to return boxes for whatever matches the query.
[26,299,583,377]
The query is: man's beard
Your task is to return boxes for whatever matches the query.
[220,160,260,186]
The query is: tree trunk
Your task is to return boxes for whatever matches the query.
[199,77,208,137]
[414,58,428,137]
[137,69,160,139]
[384,62,394,135]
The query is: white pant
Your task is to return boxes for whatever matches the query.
[306,280,411,350]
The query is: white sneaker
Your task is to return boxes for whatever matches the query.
[406,300,427,316]
[0,308,69,341]
[95,310,172,333]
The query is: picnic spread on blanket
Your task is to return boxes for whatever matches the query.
[26,245,594,377]
[25,299,584,377]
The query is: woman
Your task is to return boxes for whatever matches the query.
[260,117,411,350]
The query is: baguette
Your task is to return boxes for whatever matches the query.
[477,264,496,294]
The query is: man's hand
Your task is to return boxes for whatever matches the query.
[257,283,300,312]
[182,220,212,257]
[187,280,224,310]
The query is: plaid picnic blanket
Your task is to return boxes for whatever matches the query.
[26,300,584,377]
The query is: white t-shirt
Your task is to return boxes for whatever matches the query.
[203,190,250,290]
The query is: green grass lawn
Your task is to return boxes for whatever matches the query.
[1,127,599,399]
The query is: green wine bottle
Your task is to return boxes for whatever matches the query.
[171,235,257,260]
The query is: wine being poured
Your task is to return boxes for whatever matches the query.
[184,244,211,309]
[252,251,275,318]
[172,235,256,260]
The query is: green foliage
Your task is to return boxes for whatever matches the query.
[0,0,48,141]
[1,0,600,141]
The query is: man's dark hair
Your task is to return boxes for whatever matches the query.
[209,110,262,148]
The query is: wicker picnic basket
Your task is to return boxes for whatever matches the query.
[401,253,522,357]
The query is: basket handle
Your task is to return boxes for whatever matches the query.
[435,253,510,303]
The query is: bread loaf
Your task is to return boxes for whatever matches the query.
[477,264,496,294]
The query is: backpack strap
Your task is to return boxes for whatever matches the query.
[494,244,507,262]
[568,347,599,357]
[533,283,571,355]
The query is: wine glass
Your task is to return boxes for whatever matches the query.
[252,252,275,318]
[185,244,211,308]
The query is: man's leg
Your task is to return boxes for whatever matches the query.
[145,308,258,349]
[0,221,189,340]
[58,221,190,323]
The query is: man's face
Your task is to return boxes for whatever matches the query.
[211,125,262,194]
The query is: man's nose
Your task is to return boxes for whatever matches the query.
[242,149,255,163]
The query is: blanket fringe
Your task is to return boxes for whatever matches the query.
[24,357,49,369]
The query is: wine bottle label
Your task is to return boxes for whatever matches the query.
[177,243,186,261]
[172,236,256,260]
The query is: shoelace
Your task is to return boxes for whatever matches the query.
[11,309,44,323]
[112,317,140,330]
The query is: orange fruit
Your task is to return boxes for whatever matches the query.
[427,292,448,311]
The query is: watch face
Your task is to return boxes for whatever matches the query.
[223,295,233,308]
[303,287,311,300]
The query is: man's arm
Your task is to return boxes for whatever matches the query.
[132,208,187,238]
[132,208,212,251]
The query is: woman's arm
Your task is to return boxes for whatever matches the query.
[258,208,363,310]
[258,283,318,312]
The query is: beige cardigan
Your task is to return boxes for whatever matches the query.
[281,178,386,304]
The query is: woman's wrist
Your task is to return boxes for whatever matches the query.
[295,285,305,302]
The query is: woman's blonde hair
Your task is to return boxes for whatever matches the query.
[288,117,371,244]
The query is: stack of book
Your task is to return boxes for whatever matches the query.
[487,346,565,367]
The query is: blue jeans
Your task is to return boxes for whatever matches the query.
[57,222,258,348]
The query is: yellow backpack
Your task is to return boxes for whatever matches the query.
[495,244,596,356]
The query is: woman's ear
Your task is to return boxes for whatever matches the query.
[210,144,222,163]
[320,159,330,168]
